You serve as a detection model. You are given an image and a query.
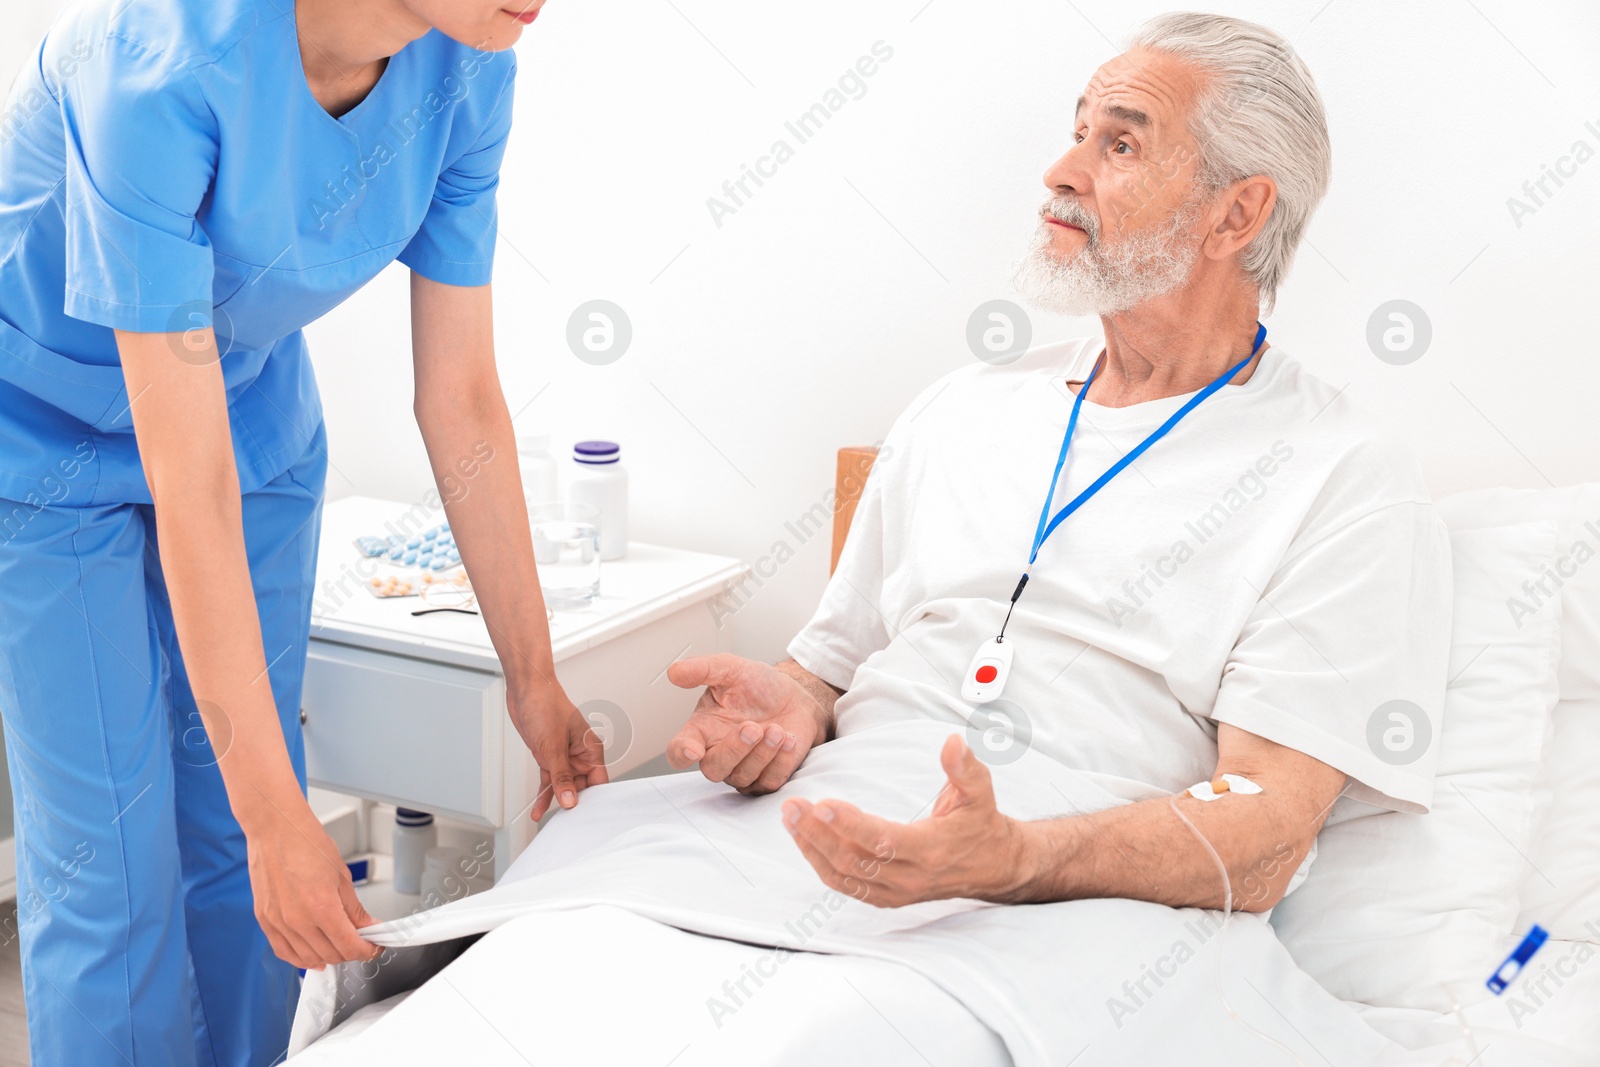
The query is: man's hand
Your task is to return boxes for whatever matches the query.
[510,681,608,821]
[782,734,1030,907]
[666,654,829,794]
[787,724,1346,912]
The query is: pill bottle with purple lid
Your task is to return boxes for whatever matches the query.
[567,440,628,560]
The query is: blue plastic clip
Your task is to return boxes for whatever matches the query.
[346,858,370,887]
[1487,924,1549,994]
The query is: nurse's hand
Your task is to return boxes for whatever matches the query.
[511,683,609,821]
[666,655,830,794]
[245,800,382,969]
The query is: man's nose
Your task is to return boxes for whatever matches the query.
[1042,141,1091,198]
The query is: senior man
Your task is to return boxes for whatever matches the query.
[288,14,1455,1064]
[666,12,1450,914]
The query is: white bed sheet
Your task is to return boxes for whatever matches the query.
[288,719,1594,1067]
[1353,937,1600,1066]
[287,903,1013,1066]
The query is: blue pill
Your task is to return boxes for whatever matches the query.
[430,557,448,571]
[387,547,403,561]
[418,555,433,567]
[447,549,460,562]
[406,537,421,549]
[403,551,418,565]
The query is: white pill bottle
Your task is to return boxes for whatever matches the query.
[391,808,436,895]
[516,433,560,507]
[567,440,628,560]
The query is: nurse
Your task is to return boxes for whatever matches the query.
[0,0,604,1063]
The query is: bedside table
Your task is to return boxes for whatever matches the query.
[301,496,747,878]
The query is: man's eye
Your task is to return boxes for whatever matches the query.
[1115,140,1133,155]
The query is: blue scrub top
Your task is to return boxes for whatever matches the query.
[0,0,515,507]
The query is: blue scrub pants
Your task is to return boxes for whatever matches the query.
[0,424,328,1066]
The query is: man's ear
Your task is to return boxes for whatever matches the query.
[1202,174,1277,261]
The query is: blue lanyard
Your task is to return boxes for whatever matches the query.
[998,323,1268,636]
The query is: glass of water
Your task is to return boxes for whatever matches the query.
[529,501,600,610]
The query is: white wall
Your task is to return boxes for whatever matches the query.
[8,0,1600,664]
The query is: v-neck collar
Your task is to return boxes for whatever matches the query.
[285,0,407,130]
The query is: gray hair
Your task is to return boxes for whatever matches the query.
[1126,13,1331,313]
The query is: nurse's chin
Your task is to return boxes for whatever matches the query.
[432,23,522,53]
[412,1,539,52]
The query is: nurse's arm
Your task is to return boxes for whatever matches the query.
[115,327,381,969]
[408,273,606,820]
[784,725,1347,911]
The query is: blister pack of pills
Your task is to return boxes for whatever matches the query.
[364,568,472,601]
[366,574,419,599]
[353,524,463,572]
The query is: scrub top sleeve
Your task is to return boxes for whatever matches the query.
[397,54,516,288]
[1208,500,1454,815]
[60,40,219,333]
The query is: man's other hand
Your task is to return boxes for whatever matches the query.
[782,734,1027,907]
[666,654,828,794]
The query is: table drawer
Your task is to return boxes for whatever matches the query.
[302,641,504,823]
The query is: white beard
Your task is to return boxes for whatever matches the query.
[1012,196,1203,316]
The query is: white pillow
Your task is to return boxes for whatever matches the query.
[1514,698,1600,942]
[1433,484,1600,944]
[1270,520,1564,1011]
[1433,484,1600,701]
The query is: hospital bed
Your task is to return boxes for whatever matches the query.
[284,455,1600,1067]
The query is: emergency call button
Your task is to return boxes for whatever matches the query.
[961,639,1014,705]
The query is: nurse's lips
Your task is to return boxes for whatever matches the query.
[503,6,539,22]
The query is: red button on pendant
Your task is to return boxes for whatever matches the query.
[975,665,999,684]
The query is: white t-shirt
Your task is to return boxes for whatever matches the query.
[788,337,1453,814]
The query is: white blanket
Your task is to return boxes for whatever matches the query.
[289,903,1016,1064]
[290,719,1484,1066]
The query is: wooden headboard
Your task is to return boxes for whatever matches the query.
[831,446,880,573]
